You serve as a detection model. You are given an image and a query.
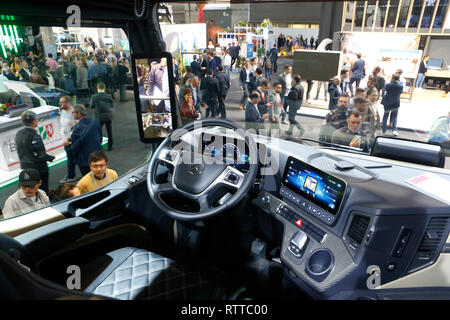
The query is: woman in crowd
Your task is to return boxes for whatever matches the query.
[180,87,200,126]
[366,88,381,141]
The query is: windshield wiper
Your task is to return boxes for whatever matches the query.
[282,136,369,155]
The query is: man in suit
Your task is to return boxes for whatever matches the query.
[208,52,217,76]
[229,42,240,69]
[198,54,208,78]
[116,48,127,60]
[201,69,220,118]
[245,91,267,133]
[381,74,403,136]
[190,55,201,78]
[255,79,272,119]
[239,59,254,109]
[216,66,230,119]
[349,53,365,97]
[267,82,283,136]
[277,64,293,124]
[269,45,278,73]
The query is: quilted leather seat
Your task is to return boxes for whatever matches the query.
[84,247,222,300]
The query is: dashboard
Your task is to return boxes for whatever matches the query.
[57,127,450,300]
[194,130,450,300]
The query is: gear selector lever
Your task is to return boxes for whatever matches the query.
[288,231,309,258]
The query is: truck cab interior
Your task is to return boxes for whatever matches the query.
[0,0,449,301]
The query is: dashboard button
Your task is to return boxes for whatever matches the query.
[386,262,397,272]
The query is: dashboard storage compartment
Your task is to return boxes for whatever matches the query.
[305,248,334,282]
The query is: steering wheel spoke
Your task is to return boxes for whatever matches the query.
[218,166,245,190]
[158,148,181,167]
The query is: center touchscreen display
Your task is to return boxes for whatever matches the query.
[282,157,347,215]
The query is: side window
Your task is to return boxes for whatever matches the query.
[0,25,148,221]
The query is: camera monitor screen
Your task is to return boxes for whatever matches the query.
[132,53,177,142]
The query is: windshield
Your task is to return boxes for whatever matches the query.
[157,0,449,160]
[0,1,449,222]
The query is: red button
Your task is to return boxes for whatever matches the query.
[295,219,302,227]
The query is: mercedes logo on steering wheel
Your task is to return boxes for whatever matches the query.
[188,163,205,176]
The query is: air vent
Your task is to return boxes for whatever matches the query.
[409,217,450,273]
[347,214,370,245]
[417,217,449,254]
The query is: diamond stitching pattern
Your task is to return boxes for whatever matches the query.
[91,249,208,300]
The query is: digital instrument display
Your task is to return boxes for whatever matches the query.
[202,134,250,172]
[282,157,347,215]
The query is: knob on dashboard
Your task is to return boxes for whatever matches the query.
[261,195,270,204]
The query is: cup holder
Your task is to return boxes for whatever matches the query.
[305,248,334,282]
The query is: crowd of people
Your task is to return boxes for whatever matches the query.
[277,34,320,52]
[0,37,131,219]
[0,39,130,106]
[175,39,409,152]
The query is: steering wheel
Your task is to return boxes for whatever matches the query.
[147,119,259,221]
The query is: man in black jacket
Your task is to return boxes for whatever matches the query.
[319,93,350,144]
[328,76,342,110]
[90,82,114,151]
[190,55,201,78]
[215,66,230,119]
[15,110,55,195]
[117,58,129,102]
[284,74,305,136]
[201,69,220,118]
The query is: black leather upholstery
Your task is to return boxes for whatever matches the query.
[84,247,222,300]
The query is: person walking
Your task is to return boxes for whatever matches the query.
[90,82,114,151]
[59,96,78,183]
[117,58,129,102]
[208,52,218,76]
[222,50,232,80]
[269,44,278,73]
[190,55,201,78]
[15,110,55,195]
[216,65,230,119]
[201,68,220,118]
[349,53,366,97]
[267,81,283,136]
[277,64,293,124]
[284,74,305,136]
[245,91,267,133]
[239,60,254,110]
[381,74,403,136]
[263,53,272,80]
[64,104,103,176]
[229,42,240,69]
[371,66,386,99]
